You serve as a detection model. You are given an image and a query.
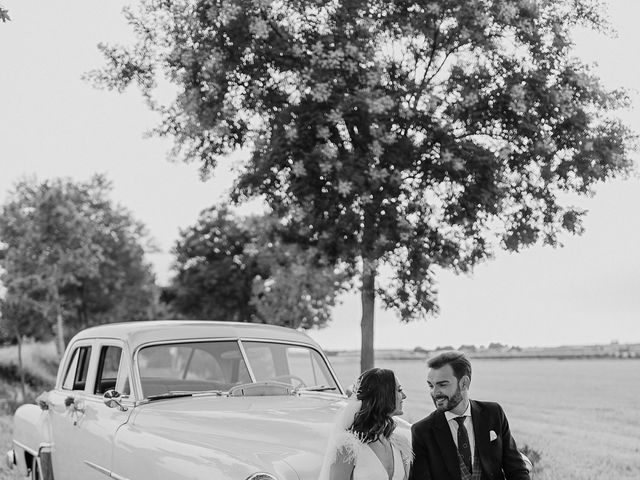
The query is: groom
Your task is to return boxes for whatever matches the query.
[409,351,531,480]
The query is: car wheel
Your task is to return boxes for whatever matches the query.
[31,457,42,480]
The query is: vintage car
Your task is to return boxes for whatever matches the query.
[6,320,396,480]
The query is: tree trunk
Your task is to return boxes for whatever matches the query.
[16,334,27,402]
[55,302,65,357]
[50,265,65,357]
[360,258,376,373]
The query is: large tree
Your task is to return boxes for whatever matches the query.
[91,0,635,371]
[165,205,348,328]
[0,175,158,354]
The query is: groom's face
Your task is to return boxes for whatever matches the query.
[427,364,465,412]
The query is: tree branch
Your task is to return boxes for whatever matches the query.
[410,21,441,110]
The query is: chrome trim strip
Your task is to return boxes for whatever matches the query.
[318,350,344,396]
[84,461,111,477]
[237,339,256,382]
[83,460,132,480]
[37,444,54,480]
[245,473,278,480]
[12,440,37,456]
[110,471,131,480]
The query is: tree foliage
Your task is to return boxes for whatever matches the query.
[165,205,349,329]
[0,4,9,23]
[0,176,158,350]
[91,0,635,370]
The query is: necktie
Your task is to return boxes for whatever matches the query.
[454,416,472,473]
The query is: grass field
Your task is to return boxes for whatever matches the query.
[0,342,58,387]
[0,416,17,480]
[0,342,58,480]
[1,352,639,479]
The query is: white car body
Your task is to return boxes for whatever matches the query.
[7,320,407,480]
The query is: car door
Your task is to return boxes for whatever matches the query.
[48,340,96,479]
[77,340,134,479]
[48,339,133,479]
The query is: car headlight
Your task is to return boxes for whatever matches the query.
[245,474,279,480]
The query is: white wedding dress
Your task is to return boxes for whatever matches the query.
[318,400,412,480]
[353,435,408,480]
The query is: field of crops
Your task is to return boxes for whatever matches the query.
[2,351,639,480]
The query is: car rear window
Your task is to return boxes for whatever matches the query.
[94,345,122,394]
[62,345,92,391]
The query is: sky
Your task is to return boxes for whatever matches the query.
[1,0,638,351]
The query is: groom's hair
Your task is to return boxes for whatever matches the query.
[427,350,472,381]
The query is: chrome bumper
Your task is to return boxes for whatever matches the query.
[5,449,15,469]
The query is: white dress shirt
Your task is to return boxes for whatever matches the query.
[444,401,476,464]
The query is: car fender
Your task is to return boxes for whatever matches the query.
[12,400,52,476]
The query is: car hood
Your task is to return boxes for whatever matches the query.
[127,392,347,478]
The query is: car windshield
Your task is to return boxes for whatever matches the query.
[137,340,339,398]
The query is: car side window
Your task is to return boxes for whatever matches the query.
[119,376,131,397]
[62,346,92,391]
[94,346,122,395]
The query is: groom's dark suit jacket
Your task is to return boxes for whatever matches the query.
[409,400,530,480]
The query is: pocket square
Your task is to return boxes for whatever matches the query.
[489,430,498,441]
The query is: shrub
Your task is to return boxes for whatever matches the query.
[521,444,543,477]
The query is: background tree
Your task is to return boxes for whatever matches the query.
[60,194,159,329]
[165,205,348,328]
[0,175,158,355]
[0,291,47,400]
[92,0,635,371]
[0,4,9,23]
[458,344,477,353]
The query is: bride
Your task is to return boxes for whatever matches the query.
[319,368,413,480]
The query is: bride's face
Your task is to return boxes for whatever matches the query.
[392,377,406,416]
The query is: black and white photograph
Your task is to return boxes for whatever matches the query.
[1,1,638,479]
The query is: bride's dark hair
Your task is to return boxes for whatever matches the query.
[349,368,397,443]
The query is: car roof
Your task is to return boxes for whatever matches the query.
[69,320,322,351]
